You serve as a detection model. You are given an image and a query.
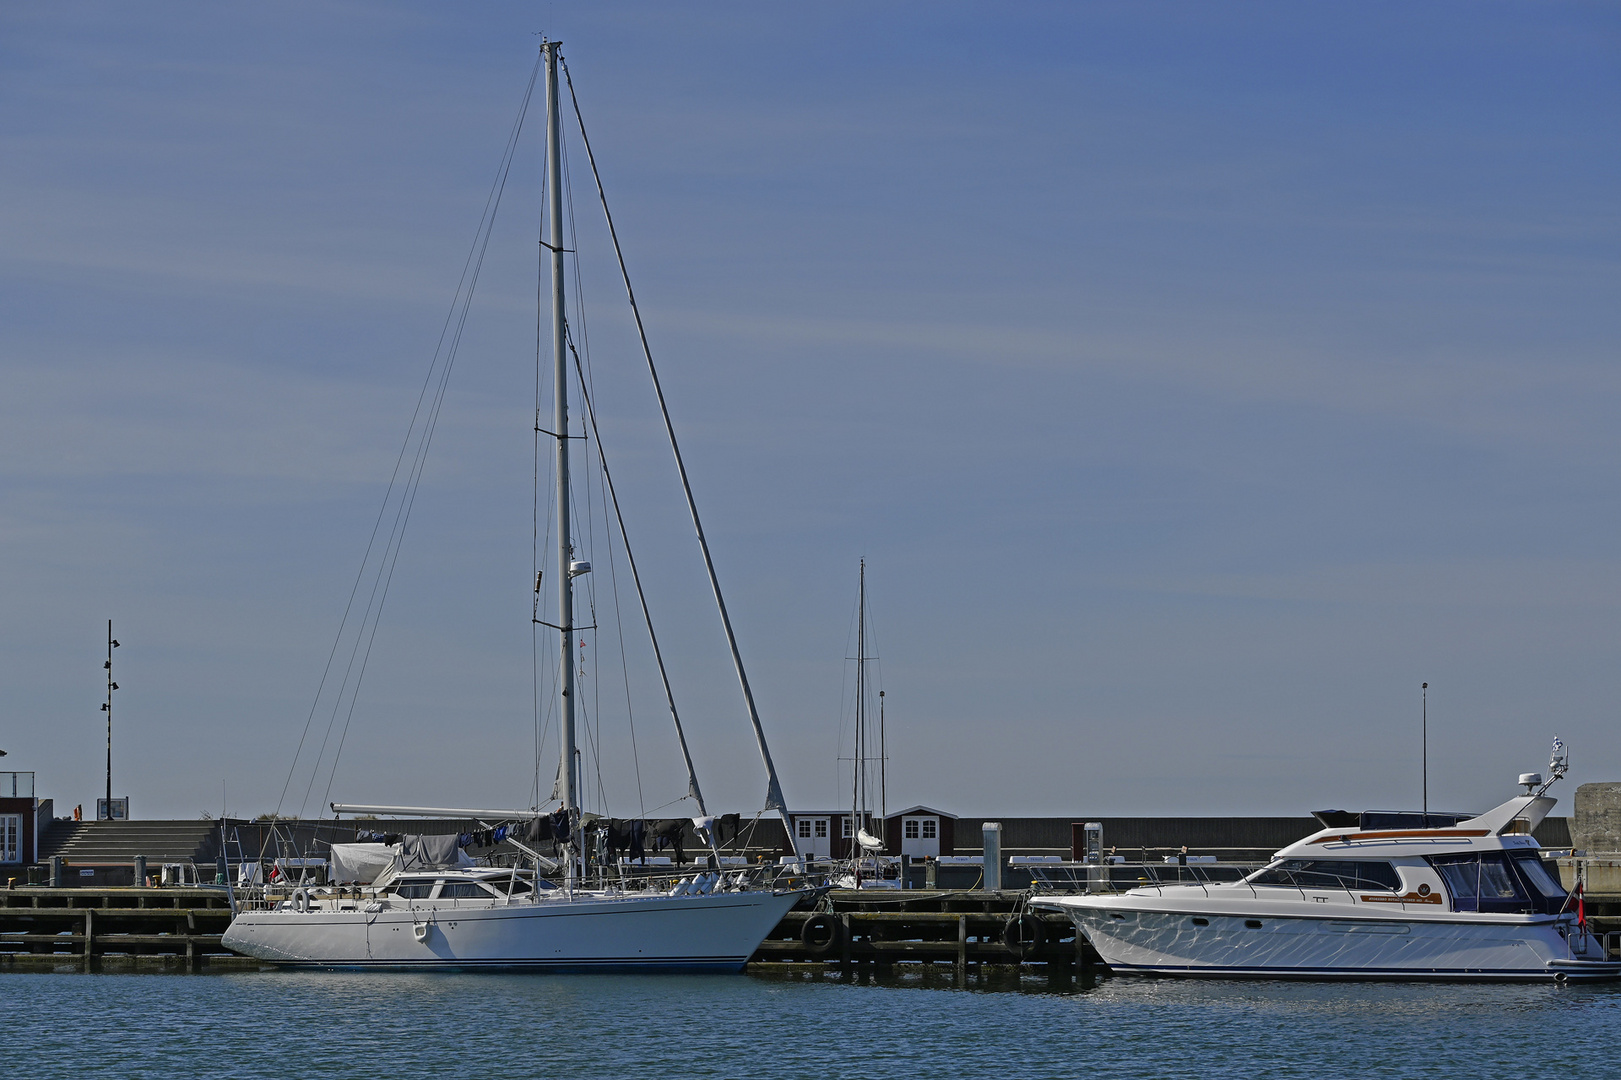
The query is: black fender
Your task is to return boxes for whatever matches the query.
[1002,912,1046,959]
[800,912,841,956]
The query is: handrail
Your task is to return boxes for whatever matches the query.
[1029,861,1265,895]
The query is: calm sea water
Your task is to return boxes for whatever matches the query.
[9,970,1617,1079]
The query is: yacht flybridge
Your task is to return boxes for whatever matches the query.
[1034,748,1620,982]
[222,42,806,971]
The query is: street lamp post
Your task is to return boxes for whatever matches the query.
[101,621,120,820]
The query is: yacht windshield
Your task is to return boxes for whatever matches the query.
[1428,852,1547,913]
[1248,859,1401,891]
[1511,853,1567,900]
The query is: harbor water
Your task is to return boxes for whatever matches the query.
[11,971,1618,1078]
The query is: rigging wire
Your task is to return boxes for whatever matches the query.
[533,161,562,813]
[558,94,649,821]
[567,333,655,819]
[561,55,788,824]
[278,55,541,820]
[315,150,520,818]
[567,330,707,816]
[562,110,648,822]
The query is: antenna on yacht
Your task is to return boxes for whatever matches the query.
[1421,682,1428,825]
[1520,737,1569,798]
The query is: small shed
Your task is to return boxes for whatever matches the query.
[882,805,956,858]
[787,811,885,861]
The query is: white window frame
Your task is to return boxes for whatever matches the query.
[922,819,937,840]
[797,820,812,839]
[0,814,20,864]
[814,819,828,839]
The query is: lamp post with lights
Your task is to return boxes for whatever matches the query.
[101,622,120,820]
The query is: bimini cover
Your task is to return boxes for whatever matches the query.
[399,833,475,871]
[330,843,403,884]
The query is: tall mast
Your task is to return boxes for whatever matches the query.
[543,41,578,889]
[851,560,866,848]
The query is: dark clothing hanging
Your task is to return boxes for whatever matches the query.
[603,819,648,864]
[648,819,688,864]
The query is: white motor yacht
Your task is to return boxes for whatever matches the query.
[1034,757,1619,982]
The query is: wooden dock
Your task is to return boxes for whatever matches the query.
[0,883,1091,980]
[5,879,1611,980]
[0,886,261,973]
[748,888,1093,988]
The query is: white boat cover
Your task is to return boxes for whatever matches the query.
[329,843,403,883]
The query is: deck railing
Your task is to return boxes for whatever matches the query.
[1029,861,1264,894]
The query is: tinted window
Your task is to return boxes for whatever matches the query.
[1433,859,1477,904]
[1513,855,1566,900]
[1478,857,1522,901]
[393,883,434,899]
[1250,860,1401,891]
[440,882,493,899]
[1429,853,1530,913]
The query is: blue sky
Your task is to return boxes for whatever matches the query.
[3,2,1619,821]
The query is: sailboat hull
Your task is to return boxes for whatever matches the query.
[222,889,804,972]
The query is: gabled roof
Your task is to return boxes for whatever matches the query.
[788,806,957,819]
[885,805,957,819]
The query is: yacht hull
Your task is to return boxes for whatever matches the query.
[221,889,803,972]
[1039,900,1621,982]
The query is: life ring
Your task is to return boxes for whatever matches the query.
[1002,913,1046,959]
[290,888,309,913]
[800,913,841,956]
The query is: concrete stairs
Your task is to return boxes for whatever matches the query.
[36,820,226,865]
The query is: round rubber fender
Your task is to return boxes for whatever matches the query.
[1002,913,1046,959]
[291,887,309,914]
[800,913,841,956]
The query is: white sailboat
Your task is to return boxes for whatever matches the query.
[222,41,807,971]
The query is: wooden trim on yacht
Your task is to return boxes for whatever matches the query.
[1314,829,1489,843]
[1360,892,1445,905]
